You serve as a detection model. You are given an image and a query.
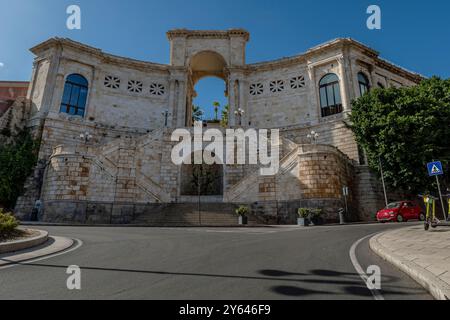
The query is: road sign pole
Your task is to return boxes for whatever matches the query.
[379,157,388,207]
[435,175,447,221]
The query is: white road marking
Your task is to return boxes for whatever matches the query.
[0,238,83,271]
[349,233,385,300]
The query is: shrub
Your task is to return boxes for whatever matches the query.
[297,208,324,219]
[235,205,250,216]
[0,129,39,209]
[298,208,310,218]
[310,208,323,218]
[0,209,19,236]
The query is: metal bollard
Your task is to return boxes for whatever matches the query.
[338,208,345,225]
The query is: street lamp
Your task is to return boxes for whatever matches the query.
[162,110,172,127]
[307,130,319,144]
[79,131,93,144]
[234,108,245,126]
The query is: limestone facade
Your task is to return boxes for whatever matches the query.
[8,29,422,223]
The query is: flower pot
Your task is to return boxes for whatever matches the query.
[297,218,308,226]
[311,216,324,226]
[238,216,248,225]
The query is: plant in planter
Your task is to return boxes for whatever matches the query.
[235,206,250,225]
[0,209,20,241]
[297,208,310,226]
[309,208,325,226]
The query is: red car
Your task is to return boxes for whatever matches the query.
[377,201,425,223]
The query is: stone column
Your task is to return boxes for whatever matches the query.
[167,78,177,127]
[175,80,187,127]
[239,78,248,127]
[307,65,320,122]
[85,66,97,120]
[228,77,237,127]
[50,73,65,113]
[368,64,376,89]
[337,56,351,112]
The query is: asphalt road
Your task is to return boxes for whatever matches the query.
[0,222,433,300]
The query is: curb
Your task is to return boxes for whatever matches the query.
[20,221,380,228]
[20,222,277,228]
[0,229,49,254]
[0,236,76,268]
[369,231,450,301]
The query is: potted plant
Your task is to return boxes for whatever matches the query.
[310,208,324,226]
[297,208,310,226]
[235,206,249,225]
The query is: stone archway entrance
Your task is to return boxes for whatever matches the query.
[185,51,229,126]
[167,29,249,128]
[180,163,224,196]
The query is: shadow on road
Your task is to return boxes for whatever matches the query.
[260,269,425,298]
[1,257,425,298]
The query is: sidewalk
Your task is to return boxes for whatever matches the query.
[370,225,450,300]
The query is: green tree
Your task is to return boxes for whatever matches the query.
[213,101,220,120]
[0,129,39,210]
[350,77,450,194]
[192,105,203,123]
[220,104,229,128]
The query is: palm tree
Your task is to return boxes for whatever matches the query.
[213,101,220,121]
[192,105,203,123]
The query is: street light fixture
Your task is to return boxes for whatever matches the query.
[80,131,93,144]
[307,130,319,144]
[162,110,172,127]
[234,108,245,126]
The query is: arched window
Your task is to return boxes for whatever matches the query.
[60,74,88,117]
[319,73,342,117]
[377,82,385,89]
[358,72,370,96]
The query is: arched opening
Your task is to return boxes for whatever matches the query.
[319,73,342,117]
[180,150,224,197]
[60,74,88,117]
[192,77,228,124]
[180,163,224,196]
[186,51,229,126]
[358,72,370,96]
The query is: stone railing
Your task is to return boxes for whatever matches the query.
[224,138,300,202]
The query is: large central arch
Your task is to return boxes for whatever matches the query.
[185,51,229,126]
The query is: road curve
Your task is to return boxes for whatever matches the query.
[0,223,433,300]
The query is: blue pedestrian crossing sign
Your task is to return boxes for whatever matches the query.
[427,161,444,176]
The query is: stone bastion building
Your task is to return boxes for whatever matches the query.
[3,29,422,225]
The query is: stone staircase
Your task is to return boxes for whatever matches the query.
[131,203,261,226]
[225,137,300,202]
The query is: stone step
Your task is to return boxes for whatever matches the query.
[130,203,261,225]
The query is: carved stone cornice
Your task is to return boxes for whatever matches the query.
[167,29,250,42]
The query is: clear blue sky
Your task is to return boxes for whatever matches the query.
[1,0,449,119]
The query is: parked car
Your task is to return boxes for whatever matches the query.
[376,201,425,223]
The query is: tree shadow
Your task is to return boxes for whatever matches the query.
[272,285,332,297]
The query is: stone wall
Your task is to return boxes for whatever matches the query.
[0,97,33,139]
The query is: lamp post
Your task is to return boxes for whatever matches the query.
[234,108,245,126]
[162,110,172,127]
[307,130,319,144]
[79,131,93,144]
